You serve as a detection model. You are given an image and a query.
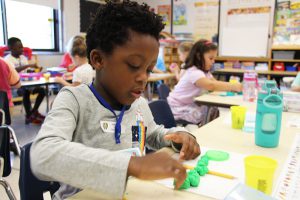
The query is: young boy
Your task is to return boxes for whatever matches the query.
[5,37,45,124]
[55,43,95,86]
[30,1,200,199]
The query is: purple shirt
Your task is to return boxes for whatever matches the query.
[168,66,213,107]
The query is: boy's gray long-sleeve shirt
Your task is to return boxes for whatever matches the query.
[30,84,189,200]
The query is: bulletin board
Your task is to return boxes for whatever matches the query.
[218,0,276,57]
[172,0,219,41]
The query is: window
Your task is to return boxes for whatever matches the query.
[3,0,59,51]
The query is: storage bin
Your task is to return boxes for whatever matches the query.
[285,66,297,71]
[273,51,295,59]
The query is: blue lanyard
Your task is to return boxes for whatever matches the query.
[89,83,127,144]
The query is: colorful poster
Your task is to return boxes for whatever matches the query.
[157,5,171,26]
[173,3,187,25]
[194,0,219,41]
[273,0,300,45]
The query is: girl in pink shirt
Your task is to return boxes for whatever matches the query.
[167,40,242,125]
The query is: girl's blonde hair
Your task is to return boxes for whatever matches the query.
[66,35,85,53]
[178,41,193,53]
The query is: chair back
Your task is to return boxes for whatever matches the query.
[157,83,170,100]
[0,126,11,177]
[19,143,60,200]
[148,100,176,128]
[0,90,11,125]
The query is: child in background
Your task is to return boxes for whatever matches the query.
[169,41,193,81]
[59,35,85,72]
[0,57,21,108]
[291,71,300,92]
[168,40,242,125]
[5,37,45,125]
[31,1,200,199]
[55,43,95,86]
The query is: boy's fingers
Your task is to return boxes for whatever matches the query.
[172,164,187,189]
[179,140,189,160]
[164,134,182,143]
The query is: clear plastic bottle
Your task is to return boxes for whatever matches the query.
[243,72,257,102]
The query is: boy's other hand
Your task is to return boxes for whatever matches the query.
[164,132,200,160]
[128,152,187,189]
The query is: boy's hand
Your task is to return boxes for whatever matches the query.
[128,152,187,189]
[164,132,200,160]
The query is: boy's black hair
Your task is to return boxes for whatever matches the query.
[86,0,165,59]
[184,39,217,72]
[7,37,21,48]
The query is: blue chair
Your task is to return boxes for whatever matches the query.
[148,100,177,128]
[19,143,60,200]
[157,83,170,100]
[0,126,17,200]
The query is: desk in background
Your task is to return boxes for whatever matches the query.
[146,73,176,101]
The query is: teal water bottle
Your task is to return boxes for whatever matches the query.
[255,80,283,148]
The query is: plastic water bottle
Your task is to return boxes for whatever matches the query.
[255,80,283,148]
[243,72,257,102]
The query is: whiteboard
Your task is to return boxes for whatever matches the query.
[219,0,276,57]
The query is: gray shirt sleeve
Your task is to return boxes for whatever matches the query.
[30,90,131,199]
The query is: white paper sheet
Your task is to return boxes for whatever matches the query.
[156,147,247,199]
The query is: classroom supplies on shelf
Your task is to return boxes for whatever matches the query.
[273,133,300,200]
[255,80,283,148]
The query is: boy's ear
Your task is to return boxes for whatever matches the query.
[90,49,105,70]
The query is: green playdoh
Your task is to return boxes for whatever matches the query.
[195,165,209,176]
[188,170,200,187]
[174,177,191,190]
[205,150,229,161]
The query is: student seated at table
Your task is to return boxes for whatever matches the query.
[0,57,21,108]
[55,43,95,86]
[59,35,85,72]
[5,37,45,125]
[30,1,200,199]
[169,41,193,81]
[167,40,242,125]
[291,71,300,92]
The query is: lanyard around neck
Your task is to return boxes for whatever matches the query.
[89,83,127,144]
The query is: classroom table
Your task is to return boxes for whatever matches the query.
[68,108,299,200]
[146,73,176,101]
[194,92,253,108]
[21,77,59,112]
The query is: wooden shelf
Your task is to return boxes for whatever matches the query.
[216,56,269,62]
[213,68,298,76]
[272,45,300,50]
[272,59,300,62]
